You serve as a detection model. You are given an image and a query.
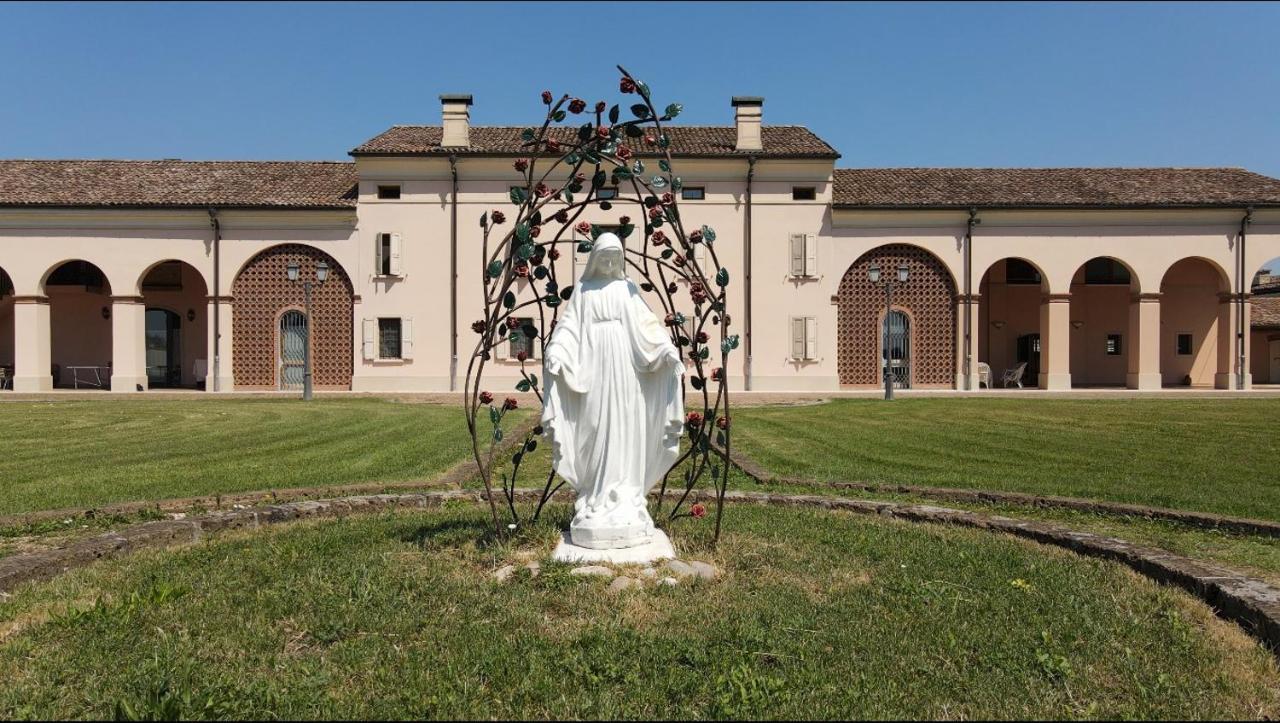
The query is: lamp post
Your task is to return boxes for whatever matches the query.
[868,263,909,400]
[286,260,328,401]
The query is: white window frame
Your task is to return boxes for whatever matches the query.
[376,184,402,200]
[790,316,818,361]
[789,233,818,279]
[374,232,404,278]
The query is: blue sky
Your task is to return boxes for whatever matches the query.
[1,1,1278,179]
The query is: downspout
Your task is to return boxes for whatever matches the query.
[1237,206,1253,389]
[208,207,221,392]
[964,208,979,389]
[449,155,460,392]
[744,155,756,391]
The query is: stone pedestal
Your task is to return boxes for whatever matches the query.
[552,529,675,565]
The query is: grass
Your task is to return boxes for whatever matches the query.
[1,503,1277,720]
[732,398,1280,522]
[0,398,482,515]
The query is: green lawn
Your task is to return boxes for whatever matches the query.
[1,504,1275,720]
[0,399,478,515]
[732,398,1280,522]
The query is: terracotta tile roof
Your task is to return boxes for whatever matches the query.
[0,160,357,209]
[833,168,1280,209]
[351,125,840,159]
[1253,294,1280,329]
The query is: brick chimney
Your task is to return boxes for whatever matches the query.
[440,94,473,148]
[731,96,763,152]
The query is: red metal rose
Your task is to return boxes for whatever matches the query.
[620,77,636,94]
[506,317,521,330]
[596,125,611,139]
[529,225,541,238]
[515,263,530,278]
[472,320,487,334]
[648,207,662,219]
[504,397,519,410]
[535,183,551,198]
[554,209,569,223]
[619,216,631,225]
[594,101,607,114]
[575,221,592,235]
[548,247,561,260]
[673,254,686,267]
[479,391,494,405]
[711,367,724,382]
[568,98,586,114]
[643,134,656,146]
[651,230,667,244]
[691,503,707,519]
[541,90,553,105]
[685,411,704,427]
[490,210,506,224]
[717,416,730,430]
[516,351,528,362]
[667,282,678,294]
[545,138,561,153]
[514,159,529,172]
[696,331,709,344]
[661,192,674,206]
[689,230,704,244]
[616,145,633,161]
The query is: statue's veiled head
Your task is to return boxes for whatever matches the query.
[582,232,626,282]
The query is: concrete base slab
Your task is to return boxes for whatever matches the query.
[552,529,675,565]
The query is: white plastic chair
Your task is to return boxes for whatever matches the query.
[1001,362,1028,389]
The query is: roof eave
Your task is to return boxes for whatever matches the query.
[832,202,1280,211]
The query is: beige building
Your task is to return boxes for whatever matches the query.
[2,95,1280,393]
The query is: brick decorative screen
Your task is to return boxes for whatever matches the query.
[836,244,957,386]
[231,245,353,389]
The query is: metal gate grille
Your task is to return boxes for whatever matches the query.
[279,311,307,391]
[884,310,911,389]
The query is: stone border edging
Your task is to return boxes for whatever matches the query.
[2,486,1279,656]
[725,449,1280,539]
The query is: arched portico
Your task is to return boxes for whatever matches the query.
[1159,258,1231,387]
[835,244,957,388]
[40,260,116,389]
[978,258,1048,388]
[230,244,353,390]
[0,267,13,390]
[1067,257,1141,388]
[138,260,210,388]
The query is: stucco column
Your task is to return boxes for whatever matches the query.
[110,296,147,392]
[954,294,980,390]
[1216,293,1252,390]
[1038,293,1072,390]
[1126,292,1162,390]
[11,296,52,391]
[207,296,234,391]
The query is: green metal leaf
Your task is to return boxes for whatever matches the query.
[487,260,503,278]
[702,225,717,243]
[480,211,488,228]
[591,170,606,189]
[525,438,538,452]
[521,128,536,142]
[517,243,535,260]
[632,160,645,174]
[590,224,605,240]
[509,187,527,204]
[618,224,635,239]
[565,153,579,164]
[664,103,683,119]
[560,285,574,300]
[577,241,594,253]
[608,104,620,124]
[529,373,538,387]
[661,248,673,259]
[657,134,670,148]
[716,268,730,287]
[578,123,593,141]
[533,266,547,280]
[659,159,671,173]
[637,81,650,99]
[690,376,704,390]
[630,104,651,119]
[516,379,531,392]
[489,406,499,424]
[671,177,683,192]
[545,294,561,307]
[651,175,667,189]
[516,223,531,241]
[503,291,516,309]
[625,124,643,138]
[493,428,504,442]
[553,110,566,122]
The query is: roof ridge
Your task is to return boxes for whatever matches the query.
[0,158,355,165]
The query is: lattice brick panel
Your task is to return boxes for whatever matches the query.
[231,245,353,388]
[836,244,957,386]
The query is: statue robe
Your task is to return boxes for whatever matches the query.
[541,273,684,549]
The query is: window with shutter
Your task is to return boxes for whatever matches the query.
[791,317,805,359]
[361,319,376,361]
[378,318,402,359]
[374,234,386,276]
[804,234,818,277]
[805,317,818,360]
[789,234,805,277]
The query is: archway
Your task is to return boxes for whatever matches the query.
[836,244,957,387]
[1068,257,1139,387]
[1159,258,1230,387]
[231,245,353,390]
[978,258,1047,388]
[43,260,113,389]
[0,267,12,389]
[139,260,209,389]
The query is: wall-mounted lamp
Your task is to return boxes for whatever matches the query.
[186,308,196,322]
[991,320,1006,330]
[101,306,110,320]
[1071,320,1085,329]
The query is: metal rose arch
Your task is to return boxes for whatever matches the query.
[464,66,737,544]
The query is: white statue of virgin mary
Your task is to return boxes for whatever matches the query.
[542,232,684,560]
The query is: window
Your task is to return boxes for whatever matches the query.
[1106,334,1123,356]
[1005,259,1042,285]
[792,186,816,201]
[1176,333,1193,355]
[377,185,401,200]
[596,187,618,200]
[362,318,413,361]
[681,187,705,201]
[379,318,402,359]
[374,232,403,276]
[1084,258,1131,285]
[788,233,818,278]
[509,317,535,360]
[790,317,818,360]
